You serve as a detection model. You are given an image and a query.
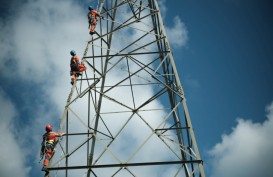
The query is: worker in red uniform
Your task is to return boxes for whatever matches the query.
[40,124,64,174]
[88,6,103,35]
[70,50,86,85]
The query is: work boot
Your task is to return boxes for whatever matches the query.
[42,166,49,173]
[89,31,95,35]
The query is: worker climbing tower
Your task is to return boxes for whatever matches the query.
[49,0,206,177]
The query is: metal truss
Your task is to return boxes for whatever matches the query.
[49,0,206,177]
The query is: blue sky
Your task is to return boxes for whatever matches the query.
[166,0,273,147]
[0,0,272,177]
[164,0,273,175]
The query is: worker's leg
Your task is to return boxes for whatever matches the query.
[42,148,53,172]
[71,74,77,85]
[90,19,97,34]
[70,71,77,85]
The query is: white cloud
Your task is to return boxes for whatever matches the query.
[0,89,30,177]
[166,16,188,48]
[158,0,188,48]
[209,102,273,177]
[0,0,87,82]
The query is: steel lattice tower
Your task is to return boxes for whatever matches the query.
[48,0,206,177]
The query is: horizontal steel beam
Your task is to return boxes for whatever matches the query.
[83,51,170,59]
[48,160,202,171]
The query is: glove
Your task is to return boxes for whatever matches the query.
[101,16,104,20]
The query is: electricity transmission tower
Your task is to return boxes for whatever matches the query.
[49,0,206,177]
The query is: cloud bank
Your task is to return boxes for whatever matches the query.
[0,90,29,177]
[209,102,273,177]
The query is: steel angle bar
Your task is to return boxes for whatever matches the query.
[84,51,168,59]
[104,54,160,94]
[94,82,161,88]
[58,80,78,133]
[66,79,101,107]
[87,35,167,61]
[91,89,134,111]
[189,147,197,158]
[77,78,99,81]
[103,56,159,94]
[51,136,94,167]
[98,114,113,138]
[124,102,181,164]
[92,32,109,47]
[111,164,138,177]
[185,163,191,177]
[85,29,156,60]
[154,52,169,74]
[125,36,167,56]
[87,3,118,175]
[67,107,90,130]
[126,57,136,109]
[102,1,127,18]
[151,75,183,98]
[135,111,183,160]
[115,29,155,54]
[138,106,188,158]
[92,112,136,165]
[88,42,119,57]
[155,127,190,132]
[138,0,142,20]
[79,79,101,98]
[87,43,165,83]
[68,107,113,139]
[136,86,167,111]
[130,0,158,12]
[106,56,158,85]
[57,140,66,157]
[128,55,175,87]
[125,0,138,19]
[153,73,175,77]
[174,165,184,177]
[111,168,123,177]
[152,2,206,176]
[137,107,170,112]
[92,137,125,168]
[86,134,126,168]
[189,168,198,177]
[107,14,159,37]
[161,135,197,160]
[99,107,169,114]
[108,59,155,83]
[48,160,203,171]
[64,132,95,136]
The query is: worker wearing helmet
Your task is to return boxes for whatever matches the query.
[70,50,86,85]
[40,124,64,173]
[87,6,103,35]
